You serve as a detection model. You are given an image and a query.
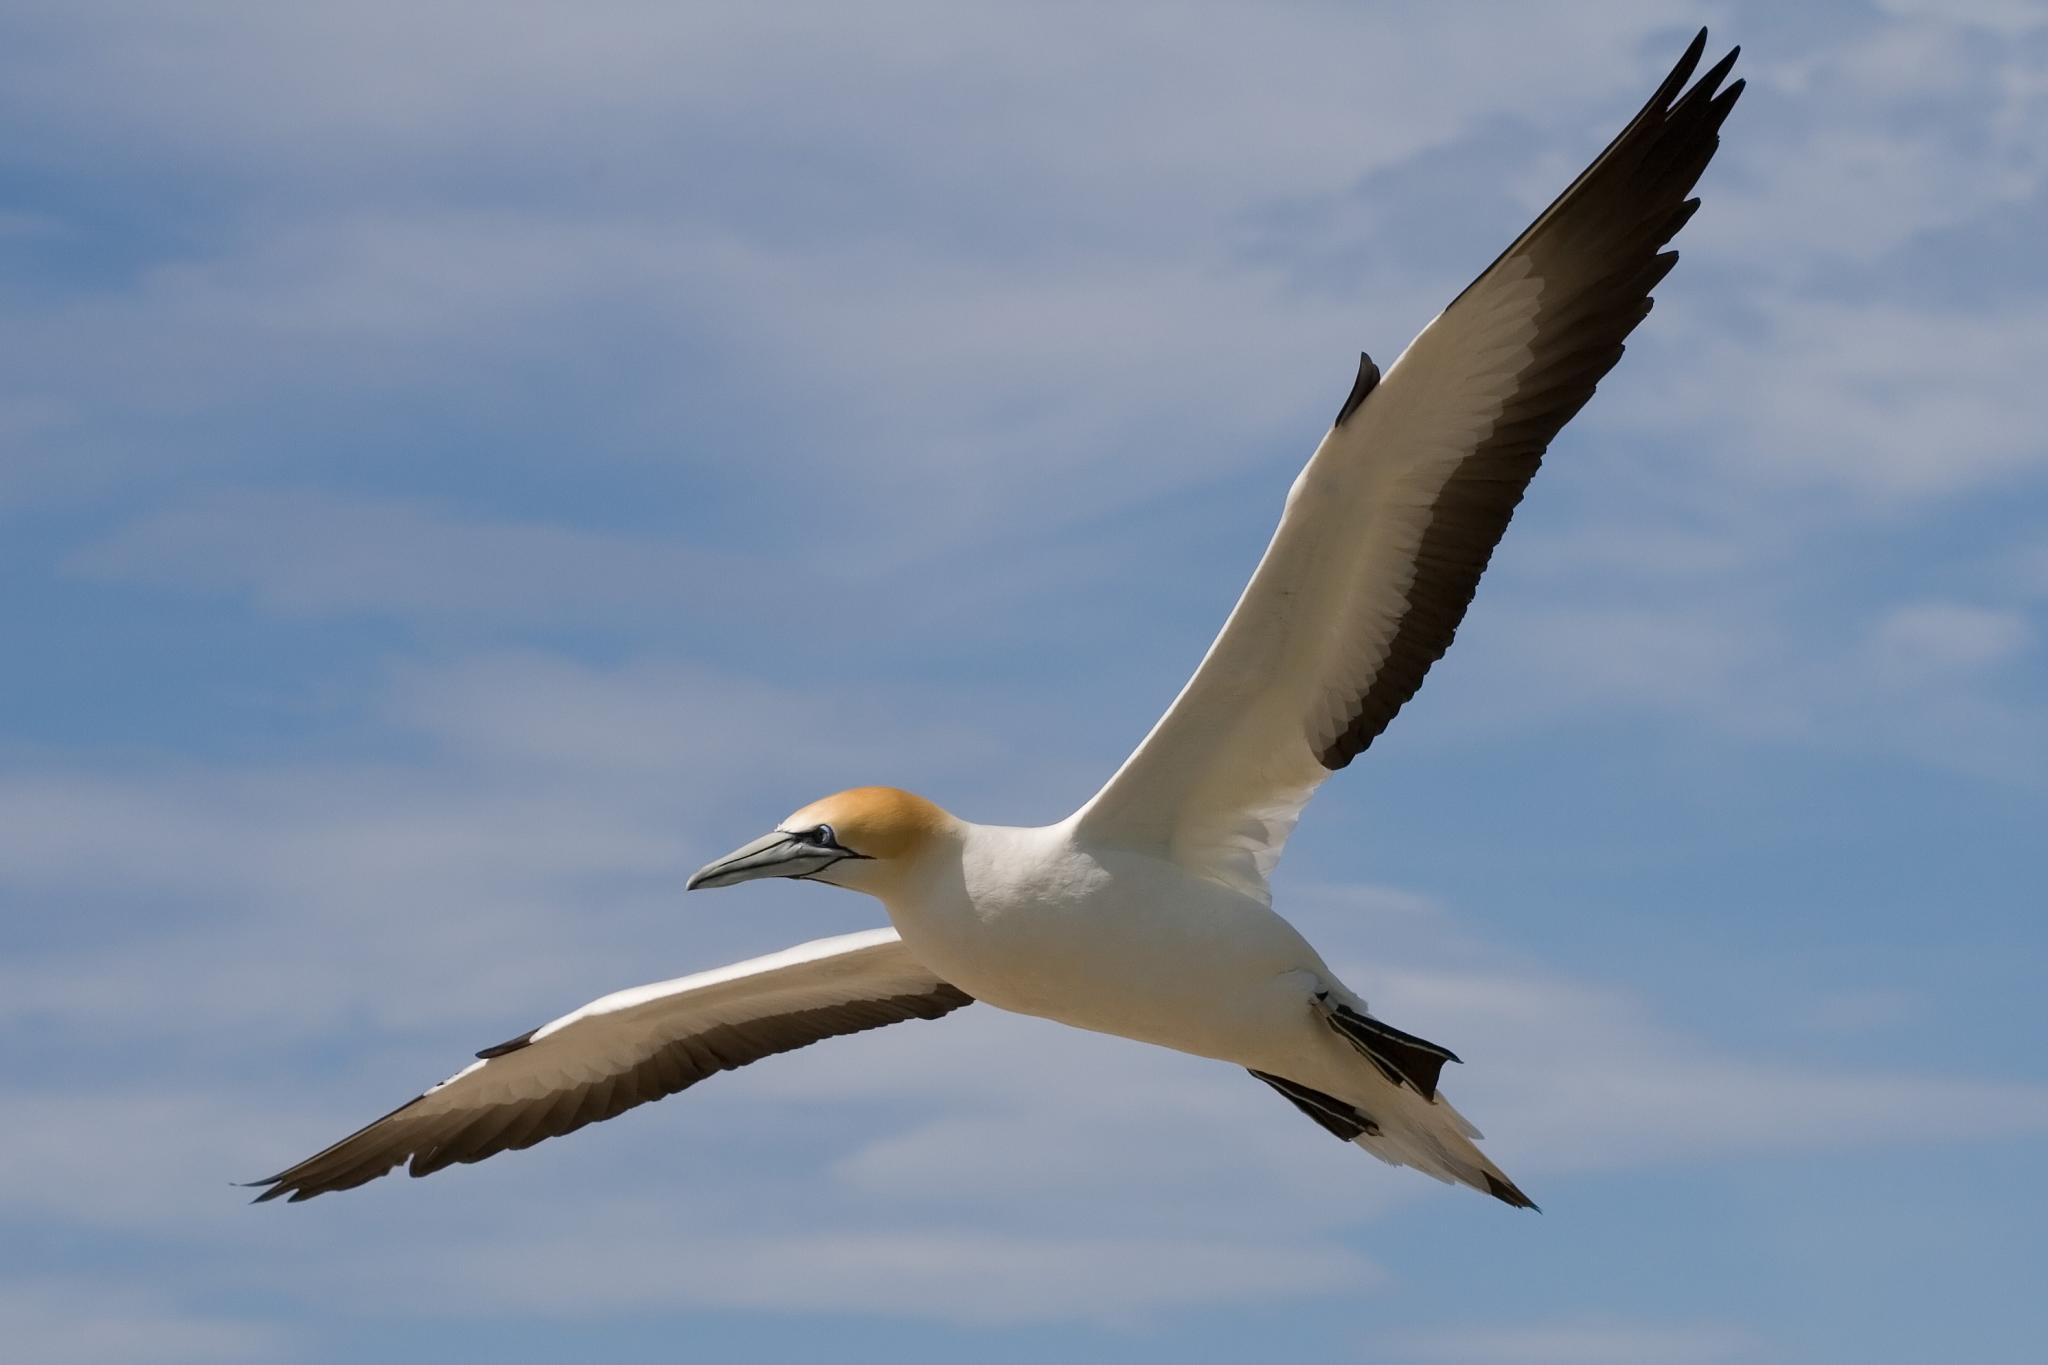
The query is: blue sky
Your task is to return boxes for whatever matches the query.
[3,2,2044,1361]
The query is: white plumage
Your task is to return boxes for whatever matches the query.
[254,32,1742,1210]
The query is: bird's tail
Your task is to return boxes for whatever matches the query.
[1325,1002,1536,1209]
[1352,1087,1538,1211]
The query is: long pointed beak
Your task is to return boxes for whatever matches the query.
[687,830,840,890]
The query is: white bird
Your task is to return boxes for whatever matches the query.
[253,32,1741,1209]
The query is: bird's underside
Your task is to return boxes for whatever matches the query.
[252,32,1739,1212]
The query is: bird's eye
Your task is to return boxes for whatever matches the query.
[810,824,837,848]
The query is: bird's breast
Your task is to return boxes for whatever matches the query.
[883,831,1328,1059]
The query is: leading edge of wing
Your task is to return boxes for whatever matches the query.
[245,929,972,1202]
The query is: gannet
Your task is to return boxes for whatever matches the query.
[253,33,1741,1209]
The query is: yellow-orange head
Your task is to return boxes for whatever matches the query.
[687,786,957,895]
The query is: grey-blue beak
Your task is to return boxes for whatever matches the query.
[687,830,844,890]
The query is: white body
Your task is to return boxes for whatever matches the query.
[880,817,1499,1189]
[891,819,1341,1066]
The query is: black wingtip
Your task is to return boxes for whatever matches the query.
[1485,1173,1542,1212]
[1697,45,1741,95]
[1660,28,1709,102]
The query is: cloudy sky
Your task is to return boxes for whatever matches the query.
[3,2,2044,1362]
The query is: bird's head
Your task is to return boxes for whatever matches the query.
[686,786,956,898]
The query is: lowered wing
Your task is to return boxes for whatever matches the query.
[251,928,971,1201]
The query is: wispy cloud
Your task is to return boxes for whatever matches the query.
[65,488,746,625]
[1867,601,2033,681]
[1419,586,2045,782]
[1369,960,2048,1174]
[1874,0,2048,36]
[1394,1318,1766,1365]
[0,1280,286,1365]
[424,1227,1375,1326]
[1639,301,2048,501]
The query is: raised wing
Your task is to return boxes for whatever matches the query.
[1074,32,1742,899]
[250,928,971,1201]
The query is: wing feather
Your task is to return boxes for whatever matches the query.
[249,928,971,1202]
[1073,32,1741,898]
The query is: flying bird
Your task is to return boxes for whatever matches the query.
[253,32,1741,1209]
